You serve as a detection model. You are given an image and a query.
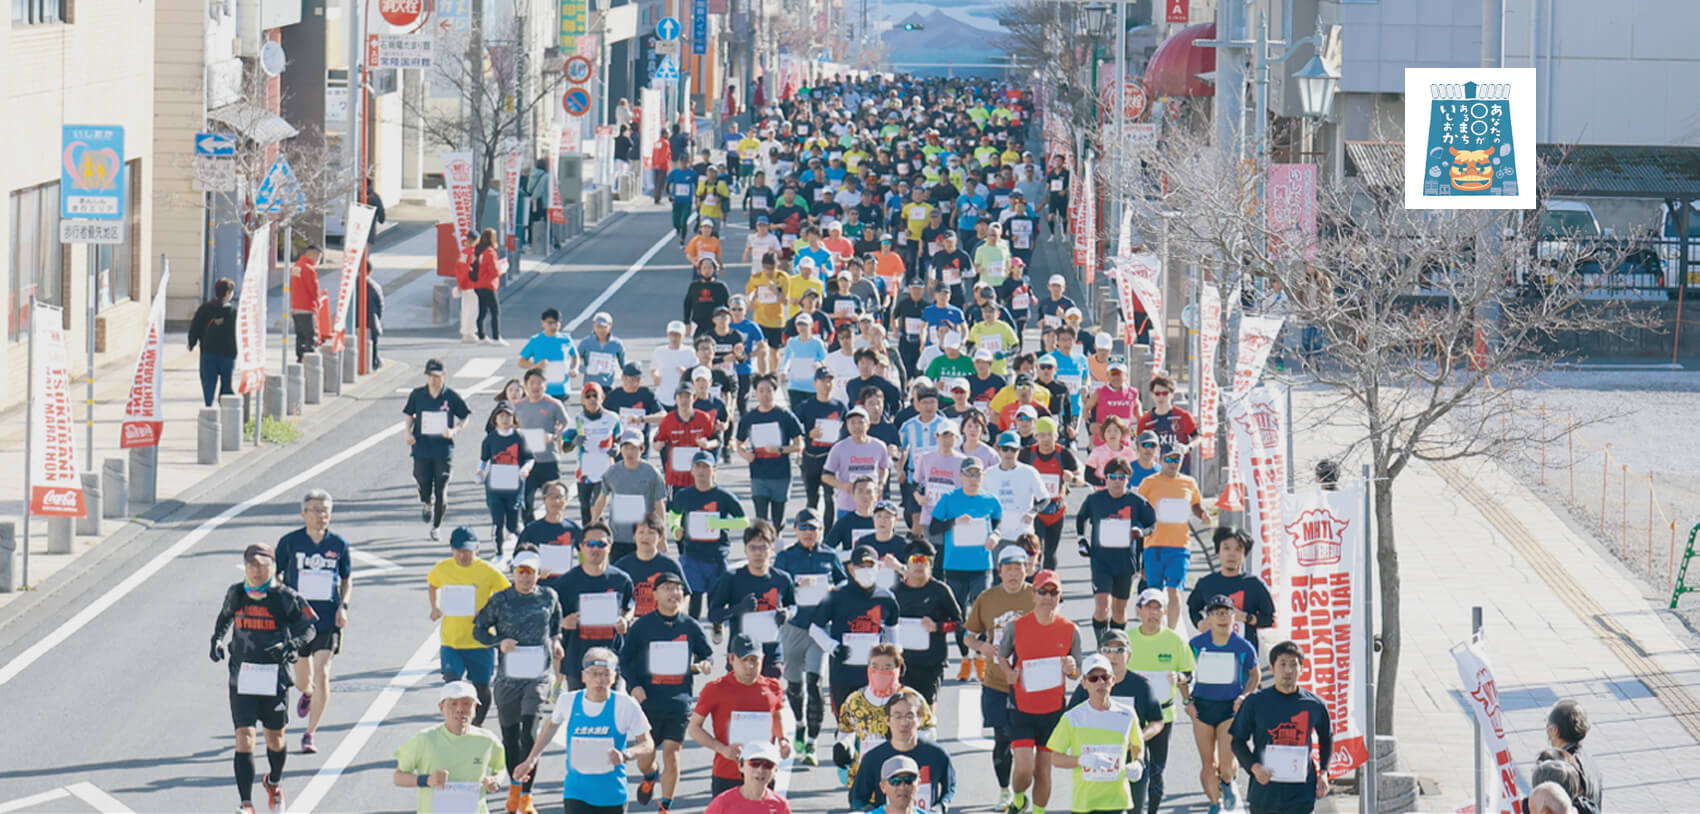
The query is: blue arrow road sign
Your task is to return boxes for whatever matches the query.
[254,156,305,215]
[196,132,236,157]
[654,55,679,82]
[655,16,680,40]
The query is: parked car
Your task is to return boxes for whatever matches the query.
[1656,200,1700,289]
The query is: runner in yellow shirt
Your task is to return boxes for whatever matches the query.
[426,527,512,725]
[697,172,733,229]
[747,257,794,373]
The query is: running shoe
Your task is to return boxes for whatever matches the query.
[636,774,657,805]
[1206,804,1221,814]
[299,732,317,754]
[296,692,311,719]
[517,792,538,814]
[802,743,818,766]
[973,656,987,681]
[494,338,510,347]
[262,775,284,813]
[428,527,440,541]
[1221,779,1238,810]
[712,623,724,645]
[956,659,973,681]
[837,766,850,786]
[996,788,1012,811]
[237,805,256,814]
[505,784,523,813]
[1003,791,1026,814]
[420,502,431,522]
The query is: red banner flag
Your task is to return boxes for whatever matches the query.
[235,231,271,395]
[120,269,169,448]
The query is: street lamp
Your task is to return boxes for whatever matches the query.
[1291,54,1339,120]
[1082,3,1111,38]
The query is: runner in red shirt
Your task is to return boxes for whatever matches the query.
[689,634,790,798]
[655,386,721,492]
[995,568,1085,814]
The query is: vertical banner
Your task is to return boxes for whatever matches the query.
[440,151,476,240]
[558,0,586,50]
[1267,164,1318,261]
[502,144,524,238]
[1197,285,1223,458]
[1281,483,1370,777]
[1124,254,1164,375]
[691,0,708,55]
[640,87,663,172]
[547,118,566,225]
[235,231,272,395]
[119,270,170,448]
[332,203,377,353]
[1232,315,1286,397]
[1451,633,1527,814]
[28,302,85,516]
[1228,382,1287,595]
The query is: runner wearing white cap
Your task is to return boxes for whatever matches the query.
[392,682,508,814]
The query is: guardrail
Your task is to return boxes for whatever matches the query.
[1521,235,1699,300]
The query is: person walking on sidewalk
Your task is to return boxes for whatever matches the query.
[471,229,506,345]
[273,489,352,756]
[366,272,386,369]
[290,246,324,363]
[404,359,472,540]
[189,277,239,406]
[1228,640,1332,814]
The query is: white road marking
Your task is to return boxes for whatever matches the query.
[0,425,404,690]
[460,375,507,396]
[0,788,70,813]
[292,630,442,813]
[772,756,797,797]
[65,783,132,813]
[452,357,505,379]
[562,231,675,332]
[350,549,402,574]
[952,685,997,751]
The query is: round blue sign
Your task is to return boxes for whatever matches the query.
[563,88,592,117]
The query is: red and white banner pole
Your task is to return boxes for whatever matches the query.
[24,300,86,587]
[119,268,170,449]
[332,203,377,353]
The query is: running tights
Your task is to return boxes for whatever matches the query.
[414,458,450,528]
[751,495,786,528]
[501,715,541,794]
[472,682,491,727]
[1145,723,1172,814]
[993,732,1013,788]
[786,674,825,739]
[1036,516,1064,571]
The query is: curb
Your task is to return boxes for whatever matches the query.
[498,208,634,301]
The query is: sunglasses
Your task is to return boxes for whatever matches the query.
[1140,442,1158,448]
[798,524,821,531]
[1162,455,1183,463]
[584,540,609,548]
[747,759,776,770]
[886,774,919,787]
[514,566,537,574]
[1098,646,1128,655]
[1083,672,1112,684]
[1105,474,1128,481]
[907,554,932,564]
[1036,587,1061,596]
[1152,390,1173,397]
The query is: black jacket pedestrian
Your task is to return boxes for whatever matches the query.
[683,278,730,335]
[188,298,239,357]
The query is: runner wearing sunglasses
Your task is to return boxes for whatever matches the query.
[1135,443,1210,629]
[994,568,1084,814]
[703,741,792,814]
[544,524,635,693]
[471,550,565,814]
[1074,457,1158,642]
[1046,654,1146,814]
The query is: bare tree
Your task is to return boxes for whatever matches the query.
[1127,139,1650,732]
[997,0,1095,151]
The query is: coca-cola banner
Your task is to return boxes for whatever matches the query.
[332,203,376,353]
[120,269,169,448]
[440,151,476,239]
[1280,483,1370,777]
[29,302,84,516]
[235,231,271,395]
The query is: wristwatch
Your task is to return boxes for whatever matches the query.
[416,774,431,788]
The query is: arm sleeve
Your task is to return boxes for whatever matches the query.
[705,576,734,623]
[212,587,238,642]
[1315,700,1335,776]
[939,748,958,803]
[471,595,501,646]
[1068,626,1086,662]
[1186,584,1207,629]
[996,620,1017,662]
[1229,699,1257,769]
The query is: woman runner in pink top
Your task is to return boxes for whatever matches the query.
[1084,415,1140,485]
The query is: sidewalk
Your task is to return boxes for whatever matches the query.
[1289,385,1700,811]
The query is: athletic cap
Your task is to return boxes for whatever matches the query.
[997,546,1028,564]
[973,348,995,362]
[1033,569,1062,590]
[1205,594,1237,612]
[997,430,1022,448]
[813,367,835,381]
[795,508,822,528]
[1136,587,1168,608]
[743,741,782,765]
[243,543,275,563]
[1137,430,1160,446]
[848,545,879,566]
[692,450,718,466]
[449,527,478,550]
[621,363,643,377]
[653,571,687,591]
[424,358,445,374]
[1034,416,1058,434]
[873,500,900,515]
[1048,274,1066,286]
[511,551,542,571]
[941,332,963,349]
[881,755,921,781]
[959,456,984,472]
[846,406,870,421]
[666,320,687,335]
[1080,653,1113,678]
[619,431,644,447]
[692,366,713,381]
[1094,331,1114,348]
[593,312,613,326]
[1107,358,1128,372]
[1014,373,1035,387]
[440,681,482,705]
[1099,628,1132,647]
[582,382,604,397]
[729,633,762,658]
[936,419,961,436]
[713,305,732,316]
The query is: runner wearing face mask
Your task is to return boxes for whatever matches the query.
[833,644,938,788]
[808,546,901,716]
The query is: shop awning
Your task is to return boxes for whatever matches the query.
[1144,23,1216,98]
[1345,141,1401,189]
[208,101,299,146]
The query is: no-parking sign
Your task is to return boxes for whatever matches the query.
[563,87,592,117]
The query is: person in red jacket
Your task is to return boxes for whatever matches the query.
[470,228,506,345]
[455,232,478,343]
[651,138,674,205]
[289,246,323,362]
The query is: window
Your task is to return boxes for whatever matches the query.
[8,182,64,342]
[12,0,67,25]
[91,161,140,309]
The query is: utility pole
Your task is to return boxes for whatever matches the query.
[509,8,527,275]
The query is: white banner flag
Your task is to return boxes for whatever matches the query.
[1451,633,1527,814]
[120,269,170,448]
[502,144,524,237]
[441,151,476,240]
[332,203,377,353]
[28,302,84,517]
[1123,254,1163,375]
[1280,483,1371,777]
[1232,315,1286,398]
[235,231,272,394]
[640,87,663,173]
[1229,382,1287,595]
[1198,286,1224,458]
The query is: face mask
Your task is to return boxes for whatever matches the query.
[244,578,271,600]
[867,668,900,699]
[852,568,878,589]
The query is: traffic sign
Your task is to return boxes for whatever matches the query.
[195,132,235,157]
[254,156,306,215]
[653,55,679,82]
[61,125,125,222]
[564,55,594,84]
[654,38,680,57]
[655,16,680,40]
[562,87,593,117]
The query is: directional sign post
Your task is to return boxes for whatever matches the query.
[193,132,237,193]
[655,16,680,40]
[563,87,593,117]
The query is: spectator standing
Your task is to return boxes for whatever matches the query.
[188,277,239,406]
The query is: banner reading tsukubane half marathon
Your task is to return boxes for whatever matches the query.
[119,269,169,448]
[1197,285,1223,458]
[1451,633,1527,814]
[331,202,376,353]
[1281,483,1370,777]
[1229,382,1287,599]
[235,230,271,394]
[440,151,475,239]
[1123,253,1164,376]
[29,302,84,516]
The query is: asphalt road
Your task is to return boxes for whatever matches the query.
[0,210,1237,814]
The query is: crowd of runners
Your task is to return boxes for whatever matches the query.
[210,73,1344,814]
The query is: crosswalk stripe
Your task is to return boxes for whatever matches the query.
[952,685,997,751]
[453,357,506,379]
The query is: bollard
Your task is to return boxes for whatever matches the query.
[47,517,73,555]
[0,522,14,592]
[434,283,455,325]
[286,362,304,415]
[76,473,101,536]
[102,458,128,520]
[264,374,285,420]
[303,352,323,405]
[324,349,342,396]
[198,407,222,464]
[221,394,243,451]
[1378,771,1419,814]
[342,346,356,383]
[129,445,158,511]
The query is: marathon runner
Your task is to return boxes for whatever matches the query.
[273,489,351,755]
[707,520,796,675]
[775,508,846,762]
[594,431,668,563]
[569,383,622,526]
[513,648,655,814]
[470,549,564,814]
[671,450,747,633]
[211,543,315,814]
[1136,443,1210,628]
[808,545,901,714]
[1075,458,1157,641]
[1067,627,1168,813]
[690,633,790,799]
[702,742,791,814]
[833,643,937,788]
[1188,527,1278,651]
[930,454,1002,681]
[392,682,509,814]
[621,571,714,812]
[478,404,535,562]
[511,369,569,525]
[847,688,956,813]
[1045,654,1146,814]
[577,312,627,392]
[516,481,581,579]
[1186,594,1262,814]
[403,360,471,541]
[735,373,806,528]
[995,568,1084,814]
[517,307,579,400]
[612,515,687,618]
[1228,641,1333,814]
[427,528,510,727]
[547,524,635,691]
[963,546,1035,809]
